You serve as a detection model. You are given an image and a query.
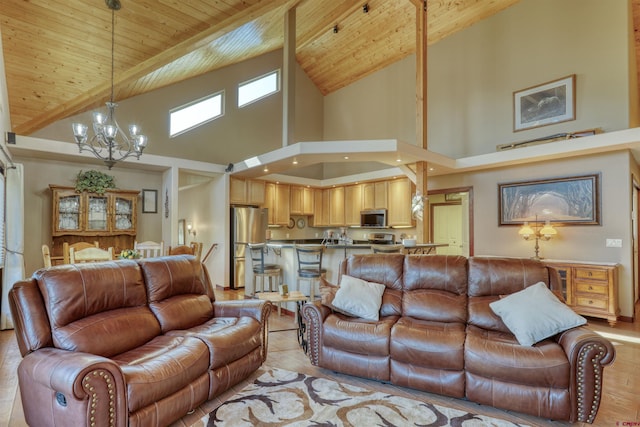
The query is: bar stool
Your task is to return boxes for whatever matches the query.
[371,244,404,254]
[248,243,282,295]
[295,244,326,300]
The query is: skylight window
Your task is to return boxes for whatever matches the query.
[170,91,224,137]
[238,70,280,108]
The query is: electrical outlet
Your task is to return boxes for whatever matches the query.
[605,238,622,248]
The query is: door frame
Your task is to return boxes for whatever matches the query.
[428,186,474,256]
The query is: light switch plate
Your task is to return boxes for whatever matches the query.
[606,238,622,248]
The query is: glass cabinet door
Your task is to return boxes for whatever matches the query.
[57,194,81,232]
[86,195,108,231]
[113,195,135,232]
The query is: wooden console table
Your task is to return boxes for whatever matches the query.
[545,260,619,326]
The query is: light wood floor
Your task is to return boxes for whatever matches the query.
[1,289,638,427]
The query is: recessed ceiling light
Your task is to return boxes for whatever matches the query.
[263,167,269,172]
[343,156,349,160]
[292,159,298,164]
[396,159,402,162]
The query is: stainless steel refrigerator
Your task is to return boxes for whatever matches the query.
[230,206,268,289]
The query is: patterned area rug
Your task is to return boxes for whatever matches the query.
[202,367,529,427]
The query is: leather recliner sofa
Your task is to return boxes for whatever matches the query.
[302,255,615,423]
[9,255,271,427]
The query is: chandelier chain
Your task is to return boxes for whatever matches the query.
[71,0,148,169]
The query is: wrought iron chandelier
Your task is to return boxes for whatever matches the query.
[72,0,148,170]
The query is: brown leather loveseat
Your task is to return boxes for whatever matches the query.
[9,255,271,427]
[302,254,615,423]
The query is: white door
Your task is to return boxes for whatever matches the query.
[433,204,464,256]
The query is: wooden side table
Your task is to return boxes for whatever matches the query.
[257,290,309,352]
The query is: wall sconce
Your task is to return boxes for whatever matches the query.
[187,222,196,238]
[518,216,557,260]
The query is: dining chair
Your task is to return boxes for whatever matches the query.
[69,246,114,263]
[42,244,52,268]
[294,244,326,300]
[371,244,404,254]
[134,240,165,258]
[167,241,204,261]
[62,241,100,264]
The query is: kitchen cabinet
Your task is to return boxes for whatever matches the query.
[344,184,363,226]
[362,181,388,210]
[264,182,290,226]
[230,177,265,205]
[387,178,415,227]
[310,189,329,227]
[329,186,345,226]
[49,185,139,260]
[290,186,314,215]
[546,261,619,326]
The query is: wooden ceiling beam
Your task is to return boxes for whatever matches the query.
[14,0,301,135]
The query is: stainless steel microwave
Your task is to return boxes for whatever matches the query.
[360,209,387,228]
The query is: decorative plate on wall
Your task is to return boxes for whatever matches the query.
[297,218,306,229]
[287,217,295,229]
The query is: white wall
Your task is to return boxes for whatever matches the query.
[32,50,325,166]
[324,0,633,159]
[16,156,163,275]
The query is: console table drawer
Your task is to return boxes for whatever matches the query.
[574,268,608,281]
[575,282,608,295]
[575,296,608,310]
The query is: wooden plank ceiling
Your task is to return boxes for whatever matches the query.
[2,0,522,136]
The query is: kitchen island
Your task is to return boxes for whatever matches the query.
[246,241,447,313]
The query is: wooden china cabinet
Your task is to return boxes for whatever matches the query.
[49,185,139,264]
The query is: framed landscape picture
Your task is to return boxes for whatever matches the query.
[499,174,599,226]
[513,74,576,131]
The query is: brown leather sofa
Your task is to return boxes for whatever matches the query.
[302,255,615,423]
[9,255,271,427]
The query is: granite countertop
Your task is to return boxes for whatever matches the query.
[266,241,447,249]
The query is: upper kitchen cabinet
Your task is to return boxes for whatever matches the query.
[264,182,290,226]
[387,178,415,227]
[362,181,388,210]
[344,184,363,226]
[310,189,329,227]
[329,186,345,226]
[230,177,265,205]
[290,185,314,215]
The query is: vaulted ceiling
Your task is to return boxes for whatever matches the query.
[1,0,522,138]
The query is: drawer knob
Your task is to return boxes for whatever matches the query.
[589,286,593,290]
[588,272,593,277]
[589,300,594,305]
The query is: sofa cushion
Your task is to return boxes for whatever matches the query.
[319,278,352,316]
[342,254,404,317]
[34,261,161,357]
[113,335,210,413]
[138,256,214,332]
[403,255,468,323]
[390,317,465,370]
[465,325,570,389]
[490,281,586,346]
[166,317,262,369]
[323,314,398,356]
[467,257,551,333]
[331,275,386,321]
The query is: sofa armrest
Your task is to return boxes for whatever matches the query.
[19,347,127,427]
[555,326,616,423]
[213,299,271,323]
[301,301,331,366]
[213,300,272,362]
